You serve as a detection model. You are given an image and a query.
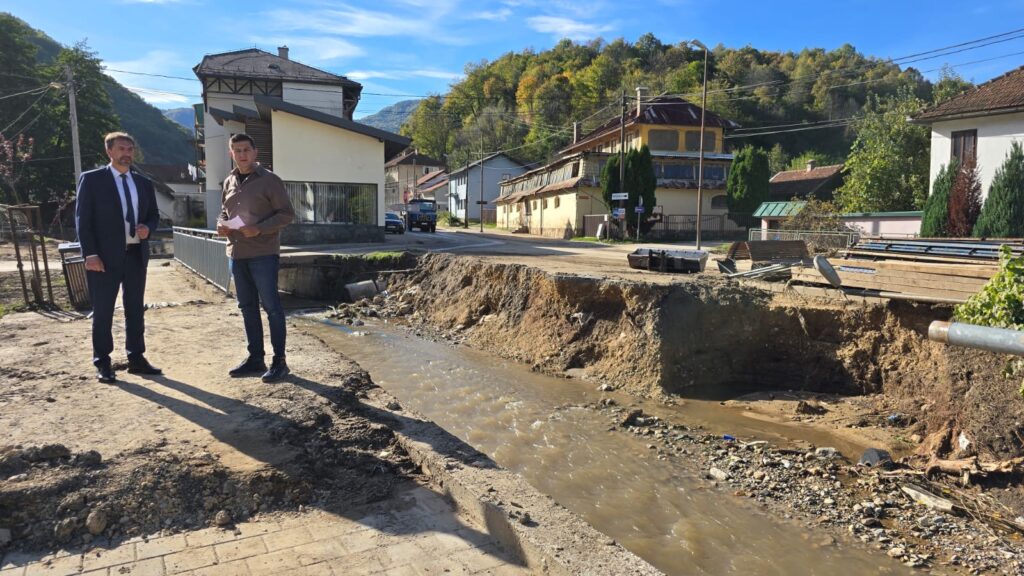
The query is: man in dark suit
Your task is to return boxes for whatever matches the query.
[75,132,162,383]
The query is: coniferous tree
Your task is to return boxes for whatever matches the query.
[623,146,657,234]
[947,159,983,237]
[920,159,957,237]
[974,142,1024,238]
[726,146,770,227]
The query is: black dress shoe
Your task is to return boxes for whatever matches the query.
[229,356,267,377]
[96,364,116,384]
[127,356,163,375]
[261,357,290,383]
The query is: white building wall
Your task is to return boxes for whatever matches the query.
[282,82,345,118]
[270,110,386,226]
[202,92,258,227]
[449,157,527,220]
[928,112,1024,200]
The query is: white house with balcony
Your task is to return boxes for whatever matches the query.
[912,64,1024,201]
[193,47,409,243]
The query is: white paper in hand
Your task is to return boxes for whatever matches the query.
[224,215,246,230]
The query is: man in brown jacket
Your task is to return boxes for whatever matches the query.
[216,133,295,382]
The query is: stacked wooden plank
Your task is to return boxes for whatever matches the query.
[791,258,998,302]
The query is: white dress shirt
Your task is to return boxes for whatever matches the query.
[109,164,141,246]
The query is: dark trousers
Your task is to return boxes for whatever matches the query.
[229,254,286,359]
[86,245,147,367]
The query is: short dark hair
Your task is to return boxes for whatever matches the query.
[104,132,136,149]
[229,133,257,148]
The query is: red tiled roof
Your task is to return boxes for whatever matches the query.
[769,164,844,199]
[915,65,1024,121]
[417,169,446,185]
[384,149,446,169]
[561,96,739,155]
[770,164,843,183]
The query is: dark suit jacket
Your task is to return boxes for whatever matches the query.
[75,166,160,267]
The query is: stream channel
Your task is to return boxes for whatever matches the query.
[306,317,912,575]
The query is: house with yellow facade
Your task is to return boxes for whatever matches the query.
[496,93,740,238]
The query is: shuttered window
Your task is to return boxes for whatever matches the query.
[951,130,977,165]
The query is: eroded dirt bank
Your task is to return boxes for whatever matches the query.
[382,253,1022,463]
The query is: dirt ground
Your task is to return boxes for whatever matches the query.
[0,263,419,552]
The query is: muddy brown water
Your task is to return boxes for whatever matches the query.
[306,317,912,575]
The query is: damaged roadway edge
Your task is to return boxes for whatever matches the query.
[360,386,663,576]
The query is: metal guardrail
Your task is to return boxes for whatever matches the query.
[749,228,859,250]
[172,227,230,292]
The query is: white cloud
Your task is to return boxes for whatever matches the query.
[123,86,191,105]
[526,16,611,40]
[263,3,472,46]
[102,50,186,84]
[102,51,197,105]
[259,37,365,62]
[266,7,427,38]
[469,8,512,21]
[346,69,463,82]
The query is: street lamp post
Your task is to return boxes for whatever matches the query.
[691,40,709,250]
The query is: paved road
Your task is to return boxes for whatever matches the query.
[285,227,729,282]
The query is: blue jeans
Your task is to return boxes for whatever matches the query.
[229,254,286,359]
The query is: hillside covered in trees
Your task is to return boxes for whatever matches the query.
[402,34,973,210]
[0,13,195,206]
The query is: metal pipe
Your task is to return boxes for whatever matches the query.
[928,321,1024,356]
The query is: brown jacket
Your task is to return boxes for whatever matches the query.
[218,165,295,259]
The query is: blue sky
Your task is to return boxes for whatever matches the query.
[6,0,1024,118]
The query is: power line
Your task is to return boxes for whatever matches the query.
[0,86,50,101]
[725,119,858,139]
[0,87,53,135]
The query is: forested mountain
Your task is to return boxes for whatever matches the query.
[359,99,420,133]
[21,19,195,165]
[0,13,196,205]
[402,35,968,176]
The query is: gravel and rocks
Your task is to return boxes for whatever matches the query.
[600,405,1024,574]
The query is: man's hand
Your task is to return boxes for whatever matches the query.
[216,223,231,237]
[239,225,260,238]
[84,255,105,272]
[136,224,150,240]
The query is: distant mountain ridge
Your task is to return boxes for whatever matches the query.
[163,107,195,134]
[359,99,420,133]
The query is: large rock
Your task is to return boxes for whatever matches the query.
[85,510,108,536]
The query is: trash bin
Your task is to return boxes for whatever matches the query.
[58,242,90,309]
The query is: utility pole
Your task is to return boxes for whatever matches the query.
[618,91,626,238]
[479,152,485,233]
[692,41,709,251]
[65,65,82,184]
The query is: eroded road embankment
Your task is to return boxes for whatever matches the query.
[333,252,1024,574]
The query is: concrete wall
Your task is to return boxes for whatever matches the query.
[841,215,921,238]
[759,214,921,238]
[280,223,383,246]
[655,188,733,225]
[928,112,1024,200]
[271,109,386,226]
[282,82,345,118]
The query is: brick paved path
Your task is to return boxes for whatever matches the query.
[1,485,531,576]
